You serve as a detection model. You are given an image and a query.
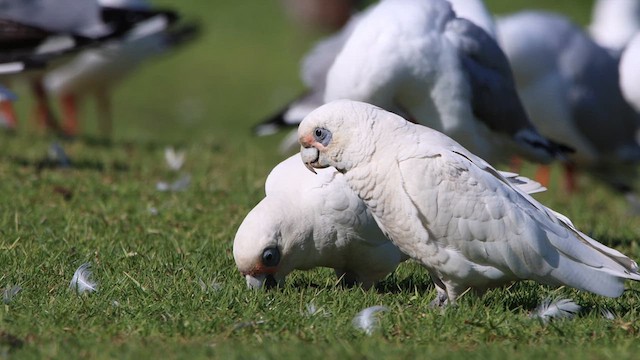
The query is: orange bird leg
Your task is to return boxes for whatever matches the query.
[534,165,551,188]
[0,100,18,130]
[563,162,578,193]
[30,79,59,132]
[509,155,524,174]
[61,93,79,136]
[95,89,112,137]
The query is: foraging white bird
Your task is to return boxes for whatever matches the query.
[42,0,199,136]
[257,0,566,164]
[589,0,640,54]
[234,153,545,290]
[299,100,640,305]
[497,11,640,193]
[619,32,640,112]
[233,154,409,289]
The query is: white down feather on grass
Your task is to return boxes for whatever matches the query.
[69,263,98,294]
[530,298,581,323]
[352,306,388,335]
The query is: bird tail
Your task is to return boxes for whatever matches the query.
[545,208,640,297]
[253,91,318,136]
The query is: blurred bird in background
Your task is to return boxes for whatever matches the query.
[497,11,640,196]
[0,0,200,136]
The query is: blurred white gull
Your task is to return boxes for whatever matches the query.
[497,11,640,193]
[589,0,640,54]
[0,0,180,133]
[42,0,199,136]
[0,0,111,39]
[256,0,566,165]
[619,32,640,112]
[447,0,495,38]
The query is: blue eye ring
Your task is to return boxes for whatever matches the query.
[262,247,281,267]
[313,127,332,145]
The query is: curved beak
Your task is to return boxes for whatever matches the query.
[300,146,319,174]
[245,274,281,290]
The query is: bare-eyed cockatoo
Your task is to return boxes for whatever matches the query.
[298,100,640,305]
[256,0,568,165]
[233,154,409,290]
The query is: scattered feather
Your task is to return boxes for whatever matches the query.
[156,174,191,192]
[148,206,159,215]
[164,147,186,171]
[232,320,265,331]
[2,285,21,304]
[600,307,616,320]
[530,298,581,323]
[47,142,71,168]
[197,277,222,293]
[352,305,388,335]
[69,263,98,294]
[307,302,319,316]
[112,300,120,307]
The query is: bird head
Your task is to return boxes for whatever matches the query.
[233,196,313,290]
[298,100,378,173]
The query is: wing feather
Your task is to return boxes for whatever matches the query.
[395,128,639,295]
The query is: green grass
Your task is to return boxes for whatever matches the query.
[2,1,640,358]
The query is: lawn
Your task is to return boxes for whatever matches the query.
[2,0,640,359]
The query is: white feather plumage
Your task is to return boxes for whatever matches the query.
[352,305,388,335]
[600,308,616,320]
[156,174,191,192]
[298,100,640,305]
[164,147,186,171]
[530,298,581,323]
[70,263,98,294]
[2,285,22,304]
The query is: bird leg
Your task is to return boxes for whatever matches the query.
[30,78,60,132]
[563,162,578,193]
[60,93,79,137]
[534,165,551,188]
[508,155,523,174]
[428,273,450,308]
[95,89,112,137]
[0,100,18,130]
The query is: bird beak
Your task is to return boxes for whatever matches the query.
[245,274,281,289]
[300,146,319,174]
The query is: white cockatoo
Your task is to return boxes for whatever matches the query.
[234,153,545,290]
[233,154,409,290]
[619,32,640,112]
[497,11,640,193]
[256,0,567,165]
[298,100,640,305]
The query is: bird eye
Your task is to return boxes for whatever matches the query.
[262,247,280,267]
[313,127,332,145]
